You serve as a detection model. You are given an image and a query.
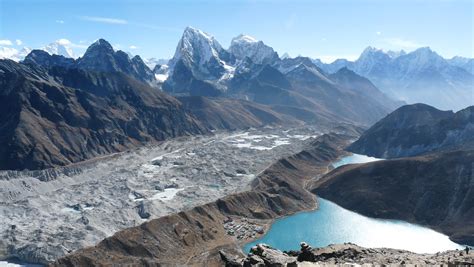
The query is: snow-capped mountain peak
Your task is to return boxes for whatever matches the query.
[358,46,388,60]
[228,33,278,65]
[43,39,75,58]
[168,26,231,80]
[386,49,406,59]
[448,56,474,75]
[172,27,225,66]
[401,46,446,71]
[143,57,169,69]
[0,46,32,62]
[359,46,406,60]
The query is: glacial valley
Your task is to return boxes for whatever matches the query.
[0,125,322,264]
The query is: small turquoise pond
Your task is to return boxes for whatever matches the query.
[331,153,381,168]
[243,154,464,254]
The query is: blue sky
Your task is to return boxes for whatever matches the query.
[0,0,472,62]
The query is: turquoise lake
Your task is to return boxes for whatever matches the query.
[243,154,464,254]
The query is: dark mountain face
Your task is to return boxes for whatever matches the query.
[24,49,75,68]
[24,39,156,85]
[0,59,206,170]
[77,39,156,84]
[312,149,474,245]
[329,67,403,110]
[227,57,400,126]
[255,65,292,89]
[348,103,474,158]
[163,59,224,97]
[278,59,401,126]
[76,38,116,71]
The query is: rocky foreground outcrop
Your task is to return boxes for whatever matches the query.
[221,242,474,266]
[52,133,352,266]
[312,149,474,246]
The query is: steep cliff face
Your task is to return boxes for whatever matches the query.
[0,60,206,170]
[348,103,474,158]
[52,133,352,266]
[312,149,474,245]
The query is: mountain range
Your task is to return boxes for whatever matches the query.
[315,47,474,111]
[1,27,471,171]
[0,44,311,170]
[1,29,471,113]
[163,27,400,125]
[0,35,327,170]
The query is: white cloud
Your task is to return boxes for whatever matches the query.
[79,16,128,25]
[58,39,89,49]
[383,37,422,49]
[0,47,19,60]
[129,45,138,50]
[56,20,65,24]
[15,39,22,45]
[0,39,13,46]
[56,38,71,45]
[376,31,382,35]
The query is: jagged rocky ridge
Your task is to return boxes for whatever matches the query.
[52,133,353,266]
[24,39,157,85]
[348,103,474,158]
